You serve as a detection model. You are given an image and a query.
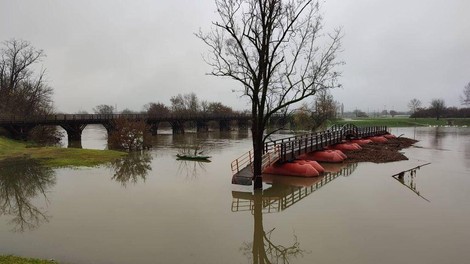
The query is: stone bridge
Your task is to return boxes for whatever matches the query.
[0,113,251,147]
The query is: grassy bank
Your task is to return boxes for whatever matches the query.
[329,117,470,127]
[0,255,56,264]
[0,136,125,167]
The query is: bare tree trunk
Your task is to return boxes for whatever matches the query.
[252,133,264,189]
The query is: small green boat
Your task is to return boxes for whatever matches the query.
[176,153,212,161]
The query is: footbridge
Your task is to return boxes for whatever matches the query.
[231,124,388,185]
[0,113,251,146]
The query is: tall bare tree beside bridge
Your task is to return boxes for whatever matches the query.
[0,39,52,116]
[197,0,343,189]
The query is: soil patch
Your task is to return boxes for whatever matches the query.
[344,137,418,163]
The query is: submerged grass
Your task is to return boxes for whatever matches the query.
[0,255,56,264]
[0,136,125,168]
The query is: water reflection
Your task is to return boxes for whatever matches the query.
[392,163,431,202]
[232,163,358,263]
[151,130,249,151]
[0,158,55,232]
[108,152,152,187]
[177,160,209,180]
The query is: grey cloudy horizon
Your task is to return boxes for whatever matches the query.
[1,0,469,113]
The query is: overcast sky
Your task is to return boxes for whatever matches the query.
[1,0,469,113]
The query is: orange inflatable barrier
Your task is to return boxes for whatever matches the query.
[330,142,362,151]
[263,162,320,177]
[369,136,388,143]
[350,139,372,145]
[333,149,347,159]
[298,150,346,163]
[293,160,325,173]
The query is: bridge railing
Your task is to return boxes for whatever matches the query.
[264,129,344,162]
[263,124,388,163]
[231,146,281,177]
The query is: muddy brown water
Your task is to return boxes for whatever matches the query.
[1,126,469,264]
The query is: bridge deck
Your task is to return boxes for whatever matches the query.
[232,166,253,185]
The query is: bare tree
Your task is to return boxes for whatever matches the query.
[311,90,337,129]
[207,101,233,114]
[461,82,470,105]
[120,108,137,114]
[197,0,342,189]
[292,103,313,130]
[144,102,170,116]
[430,98,446,120]
[0,39,52,116]
[93,104,115,114]
[107,117,151,150]
[170,93,201,114]
[408,98,422,116]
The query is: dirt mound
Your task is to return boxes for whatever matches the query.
[345,137,418,163]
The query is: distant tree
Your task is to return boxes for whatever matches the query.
[430,98,446,120]
[184,93,199,113]
[144,102,170,116]
[170,94,185,113]
[170,93,200,114]
[0,39,53,116]
[197,0,342,189]
[200,100,209,113]
[120,108,136,114]
[311,90,337,129]
[353,109,368,118]
[292,103,313,130]
[389,110,397,117]
[381,110,389,116]
[408,98,422,115]
[93,104,114,114]
[461,82,470,105]
[207,102,233,114]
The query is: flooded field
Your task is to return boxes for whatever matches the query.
[1,126,469,264]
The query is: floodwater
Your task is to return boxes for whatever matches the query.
[1,126,469,264]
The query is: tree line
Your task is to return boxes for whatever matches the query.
[90,93,235,116]
[409,93,470,120]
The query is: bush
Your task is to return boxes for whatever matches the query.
[108,118,151,150]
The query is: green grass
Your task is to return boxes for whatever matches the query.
[0,136,126,168]
[0,255,56,264]
[330,117,470,127]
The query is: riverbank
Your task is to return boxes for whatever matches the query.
[330,117,470,127]
[0,137,125,167]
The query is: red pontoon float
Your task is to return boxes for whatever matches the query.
[263,162,320,177]
[369,136,388,143]
[298,149,346,163]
